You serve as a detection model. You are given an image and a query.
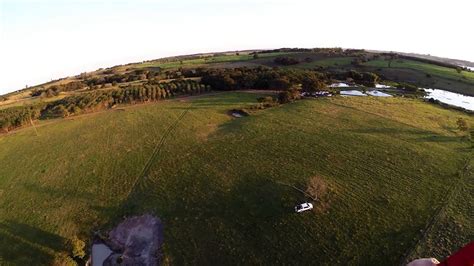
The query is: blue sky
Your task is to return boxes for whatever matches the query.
[1,0,473,94]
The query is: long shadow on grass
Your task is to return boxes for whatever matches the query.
[0,221,66,265]
[98,145,307,263]
[118,170,310,264]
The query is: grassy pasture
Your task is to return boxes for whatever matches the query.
[296,56,355,68]
[364,59,474,82]
[133,52,291,70]
[0,92,472,265]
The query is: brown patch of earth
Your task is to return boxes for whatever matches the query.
[91,214,163,266]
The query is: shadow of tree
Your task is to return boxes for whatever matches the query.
[0,221,66,265]
[113,170,307,265]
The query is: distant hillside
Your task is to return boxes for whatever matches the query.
[368,50,474,68]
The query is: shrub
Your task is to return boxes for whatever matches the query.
[70,236,86,259]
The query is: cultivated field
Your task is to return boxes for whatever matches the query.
[0,92,472,265]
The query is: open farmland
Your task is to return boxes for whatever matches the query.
[0,92,472,265]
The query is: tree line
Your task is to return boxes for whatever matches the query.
[1,66,385,133]
[330,70,380,87]
[200,67,328,91]
[31,81,87,97]
[1,80,209,132]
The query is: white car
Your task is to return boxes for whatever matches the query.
[295,202,313,213]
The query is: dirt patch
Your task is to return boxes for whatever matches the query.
[196,123,218,141]
[228,109,249,118]
[91,215,163,266]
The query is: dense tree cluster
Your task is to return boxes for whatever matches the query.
[258,48,362,57]
[350,71,379,87]
[85,69,161,87]
[0,105,42,132]
[42,79,209,118]
[31,87,60,97]
[200,67,327,91]
[258,48,313,54]
[328,70,381,87]
[301,73,327,93]
[2,66,334,133]
[274,56,300,66]
[31,81,86,97]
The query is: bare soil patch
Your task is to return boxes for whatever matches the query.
[91,215,163,266]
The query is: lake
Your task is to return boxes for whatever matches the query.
[340,90,367,96]
[340,90,392,97]
[424,88,474,111]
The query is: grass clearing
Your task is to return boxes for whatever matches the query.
[0,93,472,265]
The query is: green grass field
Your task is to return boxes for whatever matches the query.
[0,92,472,265]
[364,59,474,82]
[296,57,355,68]
[133,52,291,70]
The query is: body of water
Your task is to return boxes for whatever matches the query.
[329,82,352,88]
[424,88,474,111]
[367,90,392,97]
[340,90,367,96]
[375,84,393,89]
[462,65,474,71]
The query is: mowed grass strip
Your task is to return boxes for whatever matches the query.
[0,93,472,265]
